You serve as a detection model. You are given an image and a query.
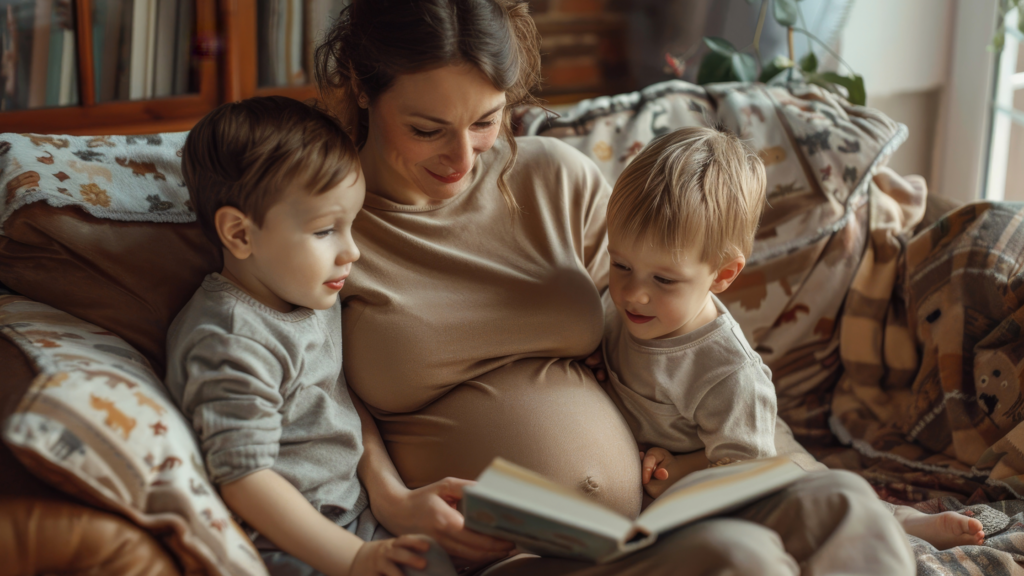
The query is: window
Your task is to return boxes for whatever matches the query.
[986,6,1024,201]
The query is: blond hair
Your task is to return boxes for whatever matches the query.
[607,126,767,267]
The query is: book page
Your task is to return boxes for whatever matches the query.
[636,457,804,534]
[466,458,634,541]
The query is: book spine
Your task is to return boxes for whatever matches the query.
[28,0,51,108]
[58,26,74,105]
[128,0,148,100]
[45,5,64,107]
[172,0,193,94]
[152,0,177,97]
[144,0,157,98]
[99,0,124,102]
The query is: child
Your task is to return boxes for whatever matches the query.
[602,126,985,550]
[165,96,455,576]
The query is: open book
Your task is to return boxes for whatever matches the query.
[461,456,805,563]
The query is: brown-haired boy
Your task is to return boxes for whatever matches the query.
[165,96,455,576]
[603,126,985,550]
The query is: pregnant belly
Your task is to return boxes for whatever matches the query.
[376,357,642,519]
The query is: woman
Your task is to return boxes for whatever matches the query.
[318,1,914,574]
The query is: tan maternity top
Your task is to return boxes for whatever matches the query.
[341,137,642,516]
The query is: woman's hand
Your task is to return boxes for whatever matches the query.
[376,477,515,563]
[584,349,607,382]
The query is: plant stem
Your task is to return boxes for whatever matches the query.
[791,26,859,75]
[787,27,794,61]
[752,0,769,68]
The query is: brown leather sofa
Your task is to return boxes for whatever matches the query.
[0,201,219,576]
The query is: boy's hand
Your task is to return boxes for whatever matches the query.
[641,447,676,499]
[351,535,431,576]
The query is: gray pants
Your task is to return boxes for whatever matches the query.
[479,470,915,576]
[259,508,457,576]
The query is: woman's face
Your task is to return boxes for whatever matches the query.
[360,63,507,206]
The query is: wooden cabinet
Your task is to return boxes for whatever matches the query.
[0,0,630,135]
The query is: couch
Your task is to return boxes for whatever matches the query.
[2,80,1021,575]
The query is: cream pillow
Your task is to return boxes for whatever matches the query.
[0,295,268,576]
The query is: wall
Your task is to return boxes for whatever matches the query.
[838,0,953,185]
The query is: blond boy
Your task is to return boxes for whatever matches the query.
[165,96,455,576]
[602,126,984,550]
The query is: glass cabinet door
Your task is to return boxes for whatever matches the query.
[91,0,199,103]
[256,0,347,89]
[1,0,79,111]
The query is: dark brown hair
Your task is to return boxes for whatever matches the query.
[182,96,360,248]
[313,0,541,212]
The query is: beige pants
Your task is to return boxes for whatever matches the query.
[479,470,915,576]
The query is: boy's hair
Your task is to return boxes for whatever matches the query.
[182,95,359,248]
[606,126,767,267]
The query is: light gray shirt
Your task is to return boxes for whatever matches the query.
[602,292,777,466]
[165,273,367,525]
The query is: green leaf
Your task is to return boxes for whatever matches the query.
[799,51,818,73]
[697,51,735,85]
[991,29,1006,52]
[758,55,795,83]
[703,36,738,56]
[818,72,867,106]
[773,0,799,27]
[732,52,758,82]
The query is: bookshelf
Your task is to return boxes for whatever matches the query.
[0,0,631,136]
[1,0,221,135]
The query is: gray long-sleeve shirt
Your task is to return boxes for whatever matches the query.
[165,273,367,526]
[602,292,777,466]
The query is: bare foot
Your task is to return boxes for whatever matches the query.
[901,511,985,549]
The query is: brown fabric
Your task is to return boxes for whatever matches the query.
[0,496,180,576]
[0,203,220,377]
[342,137,642,518]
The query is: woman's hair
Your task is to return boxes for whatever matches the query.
[182,96,359,248]
[314,0,541,212]
[606,126,767,268]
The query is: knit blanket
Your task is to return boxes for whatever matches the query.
[0,132,192,234]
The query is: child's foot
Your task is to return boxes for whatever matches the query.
[902,511,985,549]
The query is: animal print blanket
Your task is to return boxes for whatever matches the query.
[0,132,190,234]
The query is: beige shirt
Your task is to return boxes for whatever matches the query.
[602,292,778,465]
[341,137,610,414]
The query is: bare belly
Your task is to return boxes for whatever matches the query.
[376,357,643,519]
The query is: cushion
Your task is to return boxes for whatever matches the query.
[0,295,267,576]
[0,203,219,378]
[0,132,221,379]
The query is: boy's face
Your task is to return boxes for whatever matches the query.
[247,169,366,310]
[607,231,720,341]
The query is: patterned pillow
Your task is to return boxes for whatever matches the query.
[0,295,268,576]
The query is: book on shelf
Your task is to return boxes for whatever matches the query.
[0,0,77,111]
[152,0,177,97]
[461,456,805,564]
[26,0,49,108]
[171,0,192,95]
